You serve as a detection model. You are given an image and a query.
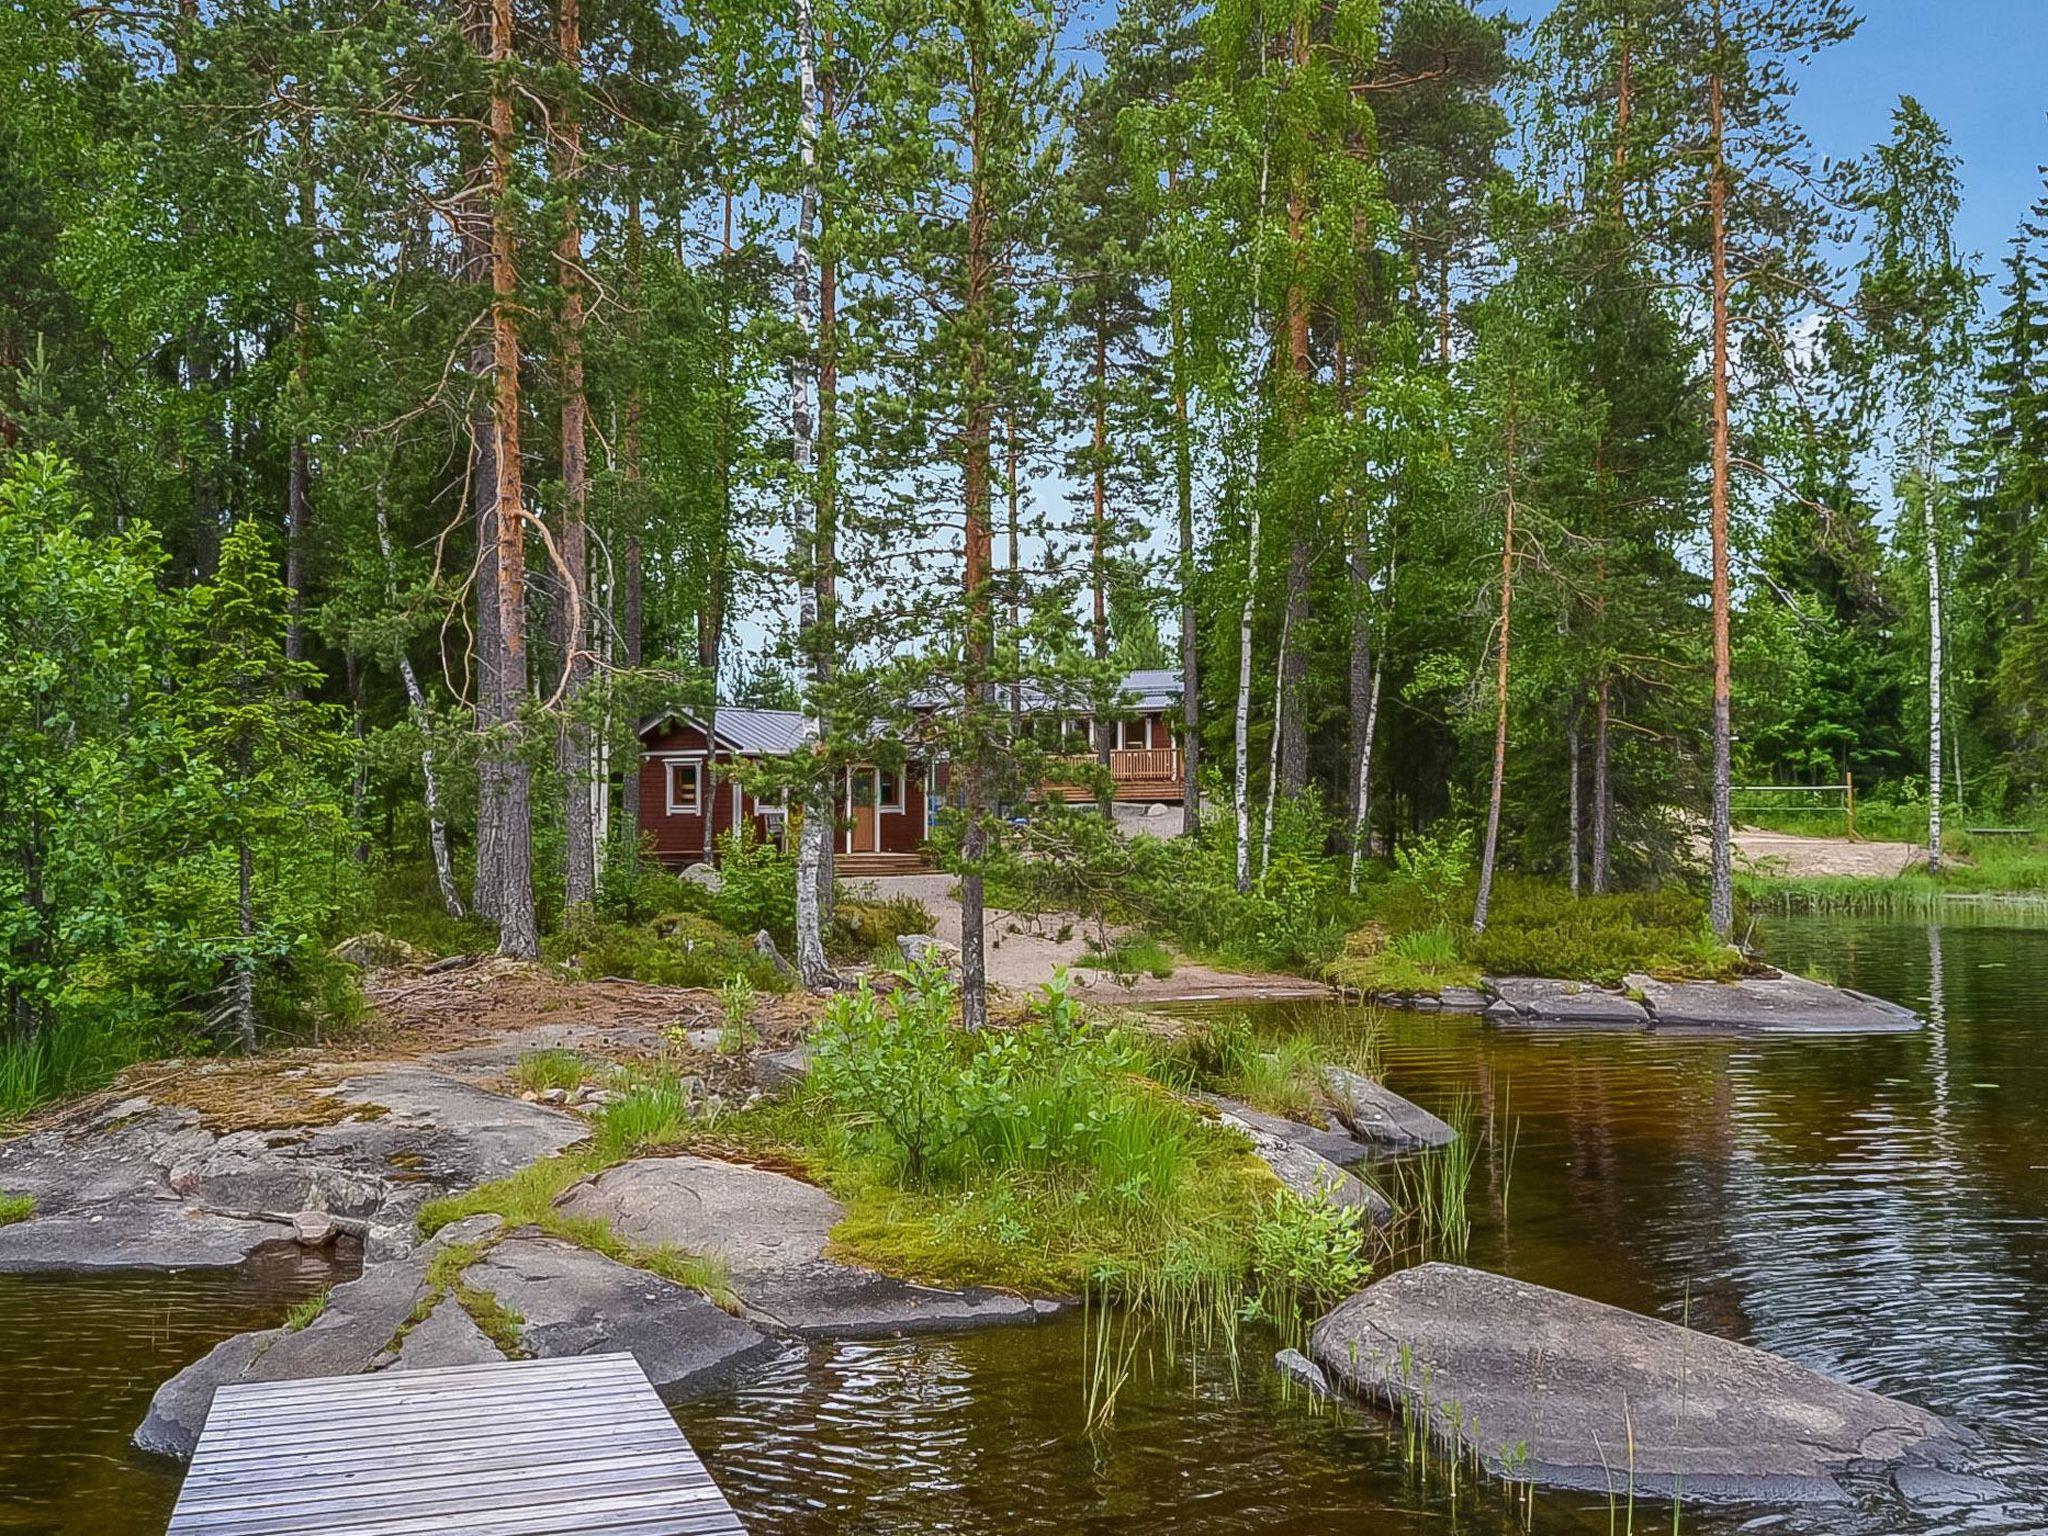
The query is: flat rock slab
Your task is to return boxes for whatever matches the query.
[1484,977,1650,1031]
[1318,1068,1456,1151]
[1626,973,1921,1035]
[556,1155,1045,1338]
[463,1232,779,1395]
[134,1213,780,1462]
[1368,986,1492,1015]
[0,1067,586,1273]
[1310,1263,1964,1504]
[1197,1093,1369,1167]
[1214,1111,1391,1225]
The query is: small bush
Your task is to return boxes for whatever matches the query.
[544,910,786,992]
[830,896,933,961]
[0,1192,35,1226]
[1249,1193,1369,1335]
[1085,933,1176,981]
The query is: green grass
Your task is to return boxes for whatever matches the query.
[1085,933,1178,981]
[0,1193,35,1226]
[512,1050,587,1095]
[364,858,499,959]
[1743,830,2048,913]
[1140,1010,1381,1121]
[0,1016,141,1123]
[282,1289,329,1331]
[544,910,789,992]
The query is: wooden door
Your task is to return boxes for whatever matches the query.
[851,769,878,853]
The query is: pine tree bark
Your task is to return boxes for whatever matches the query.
[618,197,646,860]
[1278,34,1312,799]
[1091,322,1114,818]
[1171,227,1200,834]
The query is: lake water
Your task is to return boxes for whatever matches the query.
[4,914,2045,1534]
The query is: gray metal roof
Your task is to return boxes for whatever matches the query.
[638,706,812,755]
[909,668,1182,714]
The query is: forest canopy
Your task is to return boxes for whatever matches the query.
[2,0,2044,1076]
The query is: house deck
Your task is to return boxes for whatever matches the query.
[165,1353,745,1536]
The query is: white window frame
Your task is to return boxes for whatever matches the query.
[877,765,905,814]
[665,757,704,816]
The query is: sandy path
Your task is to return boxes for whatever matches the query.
[1727,829,1927,879]
[848,872,1328,1004]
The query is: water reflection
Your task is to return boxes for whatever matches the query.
[3,916,2045,1534]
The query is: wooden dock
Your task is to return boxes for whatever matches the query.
[165,1352,746,1536]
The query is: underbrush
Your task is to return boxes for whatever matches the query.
[543,908,789,992]
[0,1014,150,1124]
[1333,870,1742,992]
[1140,1008,1381,1120]
[708,964,1368,1327]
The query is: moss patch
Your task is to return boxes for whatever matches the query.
[0,1192,35,1227]
[147,1061,389,1134]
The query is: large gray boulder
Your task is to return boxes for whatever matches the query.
[1484,976,1650,1030]
[1310,1264,1965,1504]
[1626,973,1920,1035]
[1317,1068,1456,1151]
[555,1154,1046,1337]
[1213,1110,1390,1224]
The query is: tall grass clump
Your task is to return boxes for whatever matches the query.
[1398,1095,1477,1260]
[0,1016,139,1123]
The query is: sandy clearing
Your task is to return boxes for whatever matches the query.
[1726,829,1928,879]
[848,872,1329,1004]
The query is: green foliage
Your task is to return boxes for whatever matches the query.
[544,909,786,993]
[1249,1192,1369,1336]
[705,830,798,946]
[829,896,934,963]
[282,1289,329,1332]
[0,1192,35,1226]
[512,1050,586,1094]
[593,1073,698,1161]
[0,1016,140,1124]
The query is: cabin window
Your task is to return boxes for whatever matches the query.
[666,759,702,815]
[878,767,905,812]
[1115,717,1147,751]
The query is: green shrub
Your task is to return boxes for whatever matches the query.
[809,960,975,1185]
[707,829,798,946]
[830,896,933,961]
[1249,1193,1369,1333]
[1468,877,1741,982]
[0,1192,34,1226]
[544,910,786,992]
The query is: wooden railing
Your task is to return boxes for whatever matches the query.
[1046,748,1184,793]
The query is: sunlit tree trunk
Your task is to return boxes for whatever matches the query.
[554,0,595,914]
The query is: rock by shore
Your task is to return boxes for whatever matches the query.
[556,1155,1050,1337]
[1624,972,1921,1035]
[134,1211,781,1462]
[0,1066,587,1273]
[1309,1263,1966,1504]
[1212,1109,1391,1223]
[1317,1068,1456,1150]
[1485,976,1651,1030]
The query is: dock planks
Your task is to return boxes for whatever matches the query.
[166,1352,746,1536]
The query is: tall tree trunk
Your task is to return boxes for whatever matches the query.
[1169,163,1200,834]
[375,481,464,917]
[1706,34,1735,942]
[791,0,833,990]
[486,0,538,958]
[815,45,840,926]
[1473,393,1517,936]
[1091,322,1114,818]
[959,29,995,1033]
[1927,483,1945,874]
[1260,599,1292,880]
[618,197,646,862]
[702,167,736,869]
[1234,133,1273,895]
[231,835,257,1053]
[1278,31,1312,799]
[465,0,502,922]
[554,0,594,914]
[1592,677,1612,893]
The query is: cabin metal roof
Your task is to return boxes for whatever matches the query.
[909,667,1183,714]
[638,706,812,755]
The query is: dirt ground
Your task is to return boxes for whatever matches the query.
[1725,829,1928,879]
[848,872,1328,1004]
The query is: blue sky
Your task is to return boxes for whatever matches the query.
[1505,0,2048,276]
[1786,0,2048,273]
